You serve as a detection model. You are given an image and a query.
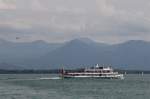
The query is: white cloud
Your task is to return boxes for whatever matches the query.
[0,0,16,10]
[95,0,115,16]
[0,0,150,43]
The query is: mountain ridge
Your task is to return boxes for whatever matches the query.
[0,38,150,70]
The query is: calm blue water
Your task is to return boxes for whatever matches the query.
[0,74,150,99]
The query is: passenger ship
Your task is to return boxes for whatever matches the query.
[60,64,124,79]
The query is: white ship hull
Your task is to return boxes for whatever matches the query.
[62,74,124,79]
[61,64,124,79]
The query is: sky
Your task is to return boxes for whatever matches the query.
[0,0,150,44]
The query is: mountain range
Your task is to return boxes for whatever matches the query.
[0,38,150,70]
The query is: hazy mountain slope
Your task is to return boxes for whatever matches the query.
[0,63,23,70]
[37,38,112,69]
[110,40,150,69]
[0,38,150,70]
[0,39,62,65]
[37,39,150,70]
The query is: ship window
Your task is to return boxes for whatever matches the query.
[99,67,103,69]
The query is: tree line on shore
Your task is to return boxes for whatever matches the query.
[0,69,150,74]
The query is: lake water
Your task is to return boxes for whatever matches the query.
[0,74,150,99]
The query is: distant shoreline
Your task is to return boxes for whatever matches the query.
[0,69,150,74]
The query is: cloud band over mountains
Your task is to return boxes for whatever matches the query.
[0,0,150,43]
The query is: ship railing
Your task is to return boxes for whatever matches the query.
[65,71,122,74]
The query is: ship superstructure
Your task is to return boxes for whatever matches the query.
[61,64,124,79]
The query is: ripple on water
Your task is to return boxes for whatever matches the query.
[0,74,150,99]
